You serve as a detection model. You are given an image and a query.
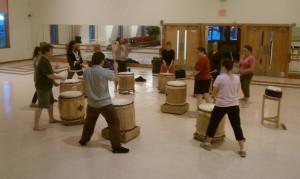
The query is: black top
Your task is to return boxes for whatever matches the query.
[162,49,175,66]
[67,49,83,68]
[208,51,223,72]
[35,56,54,90]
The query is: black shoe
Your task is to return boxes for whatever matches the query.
[78,140,86,146]
[135,76,143,82]
[112,147,129,153]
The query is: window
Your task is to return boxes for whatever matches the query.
[89,25,95,42]
[208,26,238,41]
[118,25,123,38]
[0,0,9,48]
[208,26,221,41]
[141,26,145,36]
[50,24,58,44]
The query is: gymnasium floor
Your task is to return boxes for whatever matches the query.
[0,61,300,179]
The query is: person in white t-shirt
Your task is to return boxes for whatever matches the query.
[200,57,246,158]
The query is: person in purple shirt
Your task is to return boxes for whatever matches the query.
[200,58,246,158]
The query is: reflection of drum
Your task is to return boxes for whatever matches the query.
[158,73,176,91]
[195,103,226,142]
[60,79,81,93]
[265,86,283,98]
[165,81,187,105]
[59,91,85,125]
[112,98,135,131]
[78,76,87,96]
[118,72,134,92]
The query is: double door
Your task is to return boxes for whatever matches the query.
[163,24,202,68]
[245,26,290,77]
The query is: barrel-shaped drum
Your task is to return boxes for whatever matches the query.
[265,86,283,98]
[59,91,86,125]
[158,73,176,91]
[60,79,82,93]
[78,76,87,96]
[112,98,135,131]
[165,81,187,105]
[195,103,226,142]
[118,72,135,91]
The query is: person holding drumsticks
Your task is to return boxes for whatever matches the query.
[235,45,255,108]
[186,47,213,107]
[67,40,84,79]
[200,58,246,158]
[79,51,129,154]
[160,41,175,74]
[33,44,66,131]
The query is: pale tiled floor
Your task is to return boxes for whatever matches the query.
[0,61,300,179]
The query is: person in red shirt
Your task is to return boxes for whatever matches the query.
[186,47,213,106]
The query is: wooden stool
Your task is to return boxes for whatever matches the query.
[261,94,281,128]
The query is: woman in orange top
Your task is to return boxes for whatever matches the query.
[186,47,213,106]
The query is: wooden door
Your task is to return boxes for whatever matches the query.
[245,25,290,77]
[163,24,201,69]
[245,26,270,76]
[265,27,290,77]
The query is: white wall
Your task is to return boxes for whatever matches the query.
[2,0,300,63]
[31,0,300,25]
[0,0,32,62]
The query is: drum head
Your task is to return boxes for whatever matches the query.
[167,81,186,87]
[198,103,215,112]
[266,86,283,92]
[119,72,134,75]
[159,73,174,76]
[112,98,134,106]
[62,79,80,84]
[60,91,83,98]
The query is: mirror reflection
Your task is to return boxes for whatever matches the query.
[39,25,162,65]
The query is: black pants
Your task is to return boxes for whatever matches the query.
[67,65,83,79]
[31,91,37,103]
[116,60,127,72]
[206,106,245,141]
[240,73,253,98]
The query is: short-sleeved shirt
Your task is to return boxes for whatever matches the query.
[194,56,211,80]
[84,65,114,108]
[35,56,54,90]
[33,56,39,82]
[213,74,240,107]
[239,55,255,75]
[162,49,175,66]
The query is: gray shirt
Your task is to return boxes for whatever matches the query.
[84,65,114,108]
[33,56,39,82]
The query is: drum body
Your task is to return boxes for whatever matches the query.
[265,86,283,98]
[118,72,134,91]
[60,79,82,93]
[158,73,175,91]
[195,103,226,140]
[78,76,87,96]
[59,91,85,124]
[165,81,187,105]
[112,98,135,131]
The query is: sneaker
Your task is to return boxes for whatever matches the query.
[239,150,246,158]
[200,142,212,150]
[30,103,37,107]
[112,147,129,153]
